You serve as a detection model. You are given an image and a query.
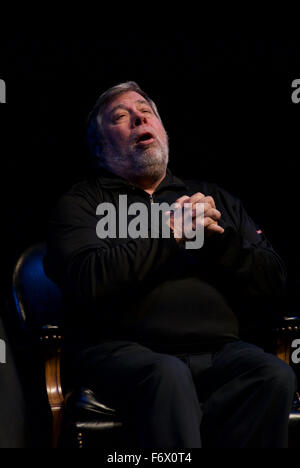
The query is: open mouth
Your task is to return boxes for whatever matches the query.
[135,132,155,145]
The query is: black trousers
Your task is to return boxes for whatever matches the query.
[75,339,297,448]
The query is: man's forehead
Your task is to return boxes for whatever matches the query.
[105,91,149,113]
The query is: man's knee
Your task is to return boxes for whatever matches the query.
[213,341,297,398]
[142,354,193,390]
[263,357,297,395]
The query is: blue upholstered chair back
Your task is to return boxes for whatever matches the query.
[12,243,63,331]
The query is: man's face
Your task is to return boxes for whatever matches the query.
[99,91,169,182]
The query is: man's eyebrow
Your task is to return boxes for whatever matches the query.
[109,104,128,116]
[109,100,152,116]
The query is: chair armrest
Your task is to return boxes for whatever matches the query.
[40,324,63,342]
[279,316,300,329]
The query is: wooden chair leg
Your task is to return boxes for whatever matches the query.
[44,345,64,448]
[52,408,64,448]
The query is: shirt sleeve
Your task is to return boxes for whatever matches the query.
[45,192,180,307]
[194,190,287,327]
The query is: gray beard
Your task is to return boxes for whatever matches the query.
[102,139,169,182]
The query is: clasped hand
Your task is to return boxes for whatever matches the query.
[165,192,224,244]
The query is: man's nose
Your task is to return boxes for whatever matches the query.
[132,112,147,127]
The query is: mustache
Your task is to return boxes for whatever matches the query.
[130,130,169,151]
[130,129,156,145]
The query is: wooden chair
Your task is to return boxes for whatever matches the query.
[10,242,300,448]
[11,243,125,448]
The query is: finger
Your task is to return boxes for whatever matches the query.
[204,196,216,210]
[202,217,217,228]
[204,217,224,232]
[188,194,216,210]
[206,224,225,234]
[192,205,221,220]
[192,216,211,230]
[192,217,222,230]
[174,195,191,209]
[203,208,221,221]
[190,196,217,211]
[189,192,206,204]
[175,195,191,204]
[191,202,212,213]
[191,195,216,210]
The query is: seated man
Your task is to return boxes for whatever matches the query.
[45,81,297,448]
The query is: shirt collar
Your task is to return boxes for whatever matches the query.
[95,166,187,192]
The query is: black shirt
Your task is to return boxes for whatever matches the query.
[44,167,287,352]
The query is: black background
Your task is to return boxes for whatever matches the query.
[1,39,300,447]
[1,39,300,309]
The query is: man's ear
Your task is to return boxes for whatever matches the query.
[94,141,104,162]
[92,142,105,168]
[95,142,102,157]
